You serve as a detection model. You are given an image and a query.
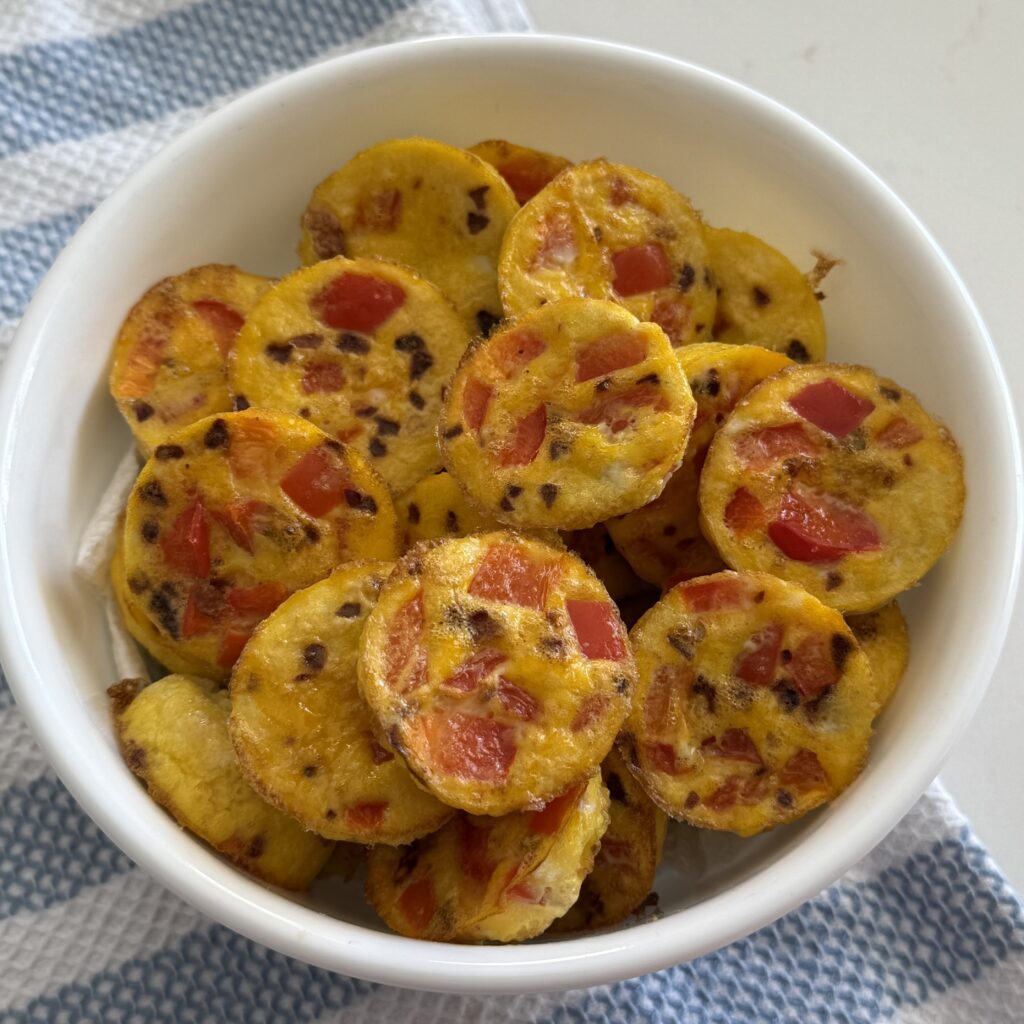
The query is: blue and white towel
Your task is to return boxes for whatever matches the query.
[1,2,1022,1021]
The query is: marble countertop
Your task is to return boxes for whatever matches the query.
[524,0,1024,892]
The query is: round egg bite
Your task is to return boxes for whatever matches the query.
[109,675,332,890]
[230,562,453,844]
[847,601,909,709]
[298,137,518,336]
[706,227,828,363]
[607,343,792,587]
[551,748,667,933]
[121,409,398,681]
[440,298,695,531]
[699,363,965,612]
[110,264,272,454]
[498,159,716,347]
[365,773,609,942]
[357,532,636,816]
[229,256,469,495]
[621,571,878,836]
[467,139,573,205]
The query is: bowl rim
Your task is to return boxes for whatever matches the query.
[0,31,1020,995]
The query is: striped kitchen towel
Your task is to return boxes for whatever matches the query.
[1,2,1023,1022]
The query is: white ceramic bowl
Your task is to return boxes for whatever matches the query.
[0,34,1019,994]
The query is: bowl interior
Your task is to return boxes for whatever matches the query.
[0,35,1018,992]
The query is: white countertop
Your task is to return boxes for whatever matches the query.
[525,0,1024,892]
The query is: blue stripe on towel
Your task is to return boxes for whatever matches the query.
[0,203,93,321]
[0,773,134,919]
[0,0,415,160]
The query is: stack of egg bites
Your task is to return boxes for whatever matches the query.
[107,137,964,942]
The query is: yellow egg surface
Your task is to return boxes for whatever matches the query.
[358,533,635,816]
[707,227,827,363]
[621,571,877,837]
[847,601,910,709]
[109,674,332,889]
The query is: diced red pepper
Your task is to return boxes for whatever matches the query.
[704,774,767,811]
[571,693,609,731]
[575,331,648,382]
[724,487,766,535]
[876,417,923,449]
[578,383,668,433]
[497,404,547,466]
[312,273,406,333]
[788,380,875,438]
[609,177,633,206]
[789,633,840,699]
[702,728,763,765]
[280,446,348,518]
[733,423,819,469]
[161,499,211,579]
[457,817,495,884]
[531,208,576,270]
[384,592,425,692]
[779,748,829,791]
[300,361,345,394]
[397,878,435,932]
[643,741,687,775]
[611,243,672,296]
[490,328,546,377]
[228,417,280,481]
[181,584,223,638]
[431,713,517,783]
[530,783,584,836]
[733,623,783,686]
[344,801,388,831]
[643,663,693,733]
[566,600,626,661]
[498,156,565,205]
[192,300,244,357]
[443,650,506,693]
[496,677,539,721]
[212,499,270,555]
[768,490,881,563]
[114,332,167,399]
[682,575,751,612]
[217,628,251,668]
[227,581,288,619]
[356,188,402,232]
[469,544,559,610]
[463,378,492,432]
[650,293,691,347]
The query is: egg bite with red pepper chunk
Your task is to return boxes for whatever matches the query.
[467,139,573,206]
[365,772,609,942]
[121,409,399,681]
[357,532,636,816]
[607,343,792,588]
[230,562,453,844]
[109,264,272,454]
[440,298,695,531]
[230,256,470,495]
[298,137,518,337]
[621,571,878,836]
[699,363,965,612]
[551,747,667,933]
[498,160,716,347]
[109,675,332,890]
